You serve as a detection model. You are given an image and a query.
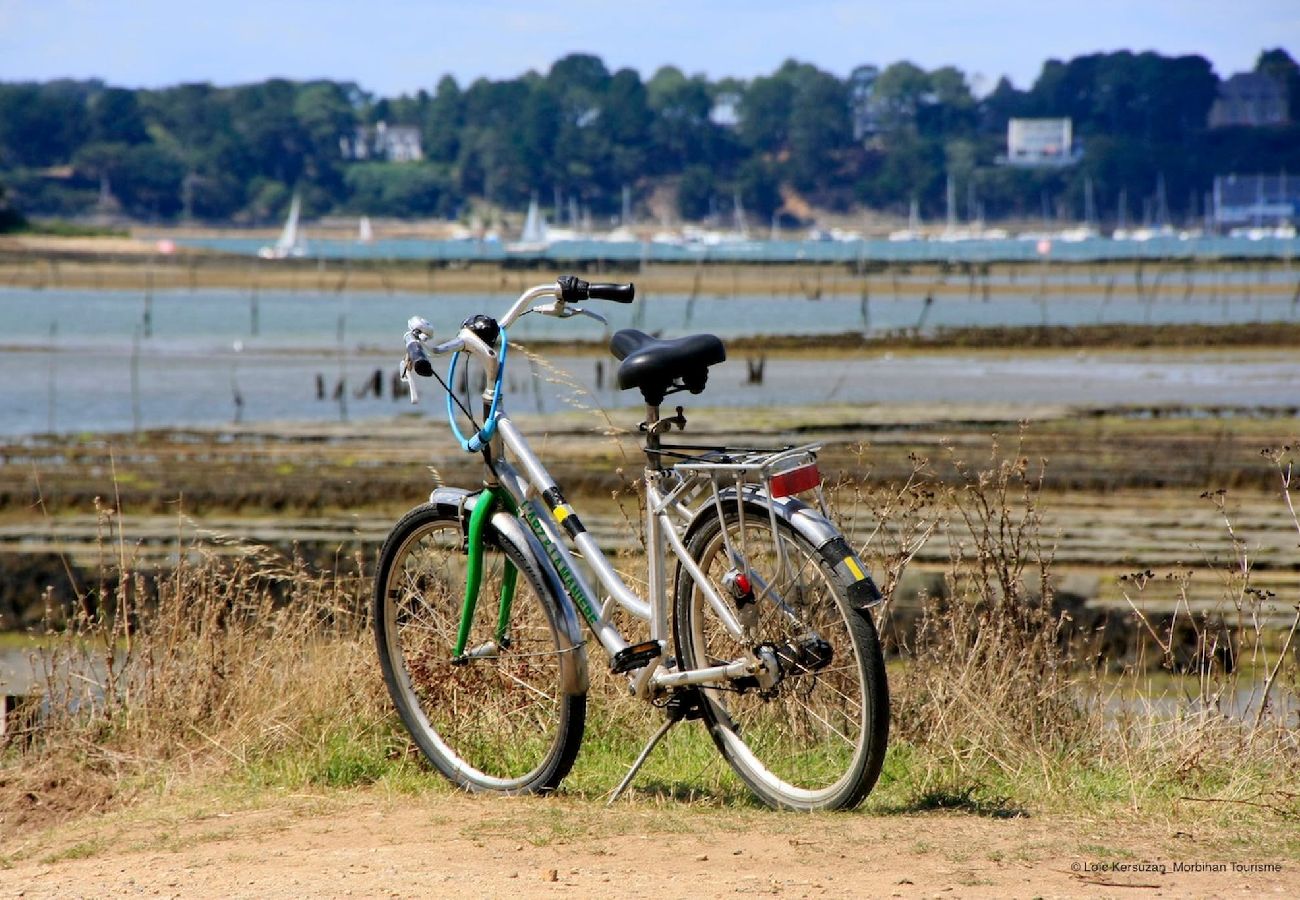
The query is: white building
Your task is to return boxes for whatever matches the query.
[999,118,1082,167]
[340,121,424,163]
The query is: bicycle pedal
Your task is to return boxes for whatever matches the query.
[610,640,661,675]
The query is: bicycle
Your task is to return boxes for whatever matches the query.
[373,275,889,811]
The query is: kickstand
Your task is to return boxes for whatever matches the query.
[606,689,704,806]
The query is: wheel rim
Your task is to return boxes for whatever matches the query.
[382,520,568,789]
[686,522,869,803]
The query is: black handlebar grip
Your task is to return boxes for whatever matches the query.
[557,275,635,304]
[588,282,635,303]
[406,337,434,377]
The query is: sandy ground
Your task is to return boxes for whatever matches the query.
[1,791,1293,899]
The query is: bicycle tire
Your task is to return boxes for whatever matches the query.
[374,502,586,794]
[673,500,889,811]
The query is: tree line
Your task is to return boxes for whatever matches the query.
[1,48,1298,229]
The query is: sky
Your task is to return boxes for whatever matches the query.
[1,0,1297,96]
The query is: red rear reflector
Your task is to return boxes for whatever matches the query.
[768,463,820,498]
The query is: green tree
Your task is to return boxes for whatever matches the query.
[88,87,148,145]
[739,69,794,153]
[345,162,451,217]
[733,157,781,220]
[647,66,715,172]
[677,164,713,219]
[870,61,930,134]
[423,75,463,164]
[786,63,851,190]
[0,81,92,167]
[1256,48,1300,121]
[0,179,26,232]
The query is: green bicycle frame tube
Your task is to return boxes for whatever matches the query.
[453,486,519,659]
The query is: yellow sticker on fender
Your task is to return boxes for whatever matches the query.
[844,556,866,581]
[553,505,571,523]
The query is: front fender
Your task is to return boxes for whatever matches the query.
[430,486,589,693]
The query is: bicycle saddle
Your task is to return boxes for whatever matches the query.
[609,328,727,406]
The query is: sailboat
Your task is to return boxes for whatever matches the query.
[258,191,308,259]
[357,215,374,243]
[1056,176,1100,242]
[889,198,923,241]
[507,195,550,252]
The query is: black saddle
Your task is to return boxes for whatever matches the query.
[609,329,727,405]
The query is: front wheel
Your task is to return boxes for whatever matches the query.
[374,502,586,794]
[674,503,889,810]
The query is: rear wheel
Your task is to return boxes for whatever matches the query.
[674,504,889,810]
[374,503,585,794]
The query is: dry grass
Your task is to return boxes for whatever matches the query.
[846,433,1300,819]
[3,434,1300,835]
[1,499,394,835]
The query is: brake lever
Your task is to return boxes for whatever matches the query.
[567,305,607,325]
[532,302,607,323]
[399,357,419,404]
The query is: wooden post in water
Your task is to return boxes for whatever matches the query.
[131,327,142,433]
[142,268,154,338]
[859,278,870,336]
[684,259,703,327]
[47,320,57,433]
[915,293,934,333]
[336,312,348,422]
[231,341,244,424]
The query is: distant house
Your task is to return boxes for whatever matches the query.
[997,118,1082,167]
[709,92,741,129]
[1209,72,1289,128]
[340,121,424,162]
[1212,173,1299,227]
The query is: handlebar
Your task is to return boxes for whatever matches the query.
[404,332,434,377]
[399,275,635,403]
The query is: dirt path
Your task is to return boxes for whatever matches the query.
[2,792,1292,898]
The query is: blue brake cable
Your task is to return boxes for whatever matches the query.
[446,327,507,453]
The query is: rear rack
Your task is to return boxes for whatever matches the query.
[653,440,828,517]
[662,441,823,494]
[652,442,828,616]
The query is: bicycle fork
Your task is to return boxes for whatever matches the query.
[452,486,518,663]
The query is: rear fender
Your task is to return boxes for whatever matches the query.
[683,486,884,609]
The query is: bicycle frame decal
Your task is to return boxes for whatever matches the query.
[520,502,600,626]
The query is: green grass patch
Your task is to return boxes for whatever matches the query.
[40,838,105,864]
[242,719,417,790]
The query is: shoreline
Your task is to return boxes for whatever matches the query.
[2,234,1299,298]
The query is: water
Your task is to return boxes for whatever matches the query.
[2,282,1298,350]
[173,234,1300,264]
[2,286,1298,436]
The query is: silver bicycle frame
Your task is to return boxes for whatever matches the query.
[491,414,748,697]
[418,285,764,697]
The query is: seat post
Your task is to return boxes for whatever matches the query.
[643,402,662,470]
